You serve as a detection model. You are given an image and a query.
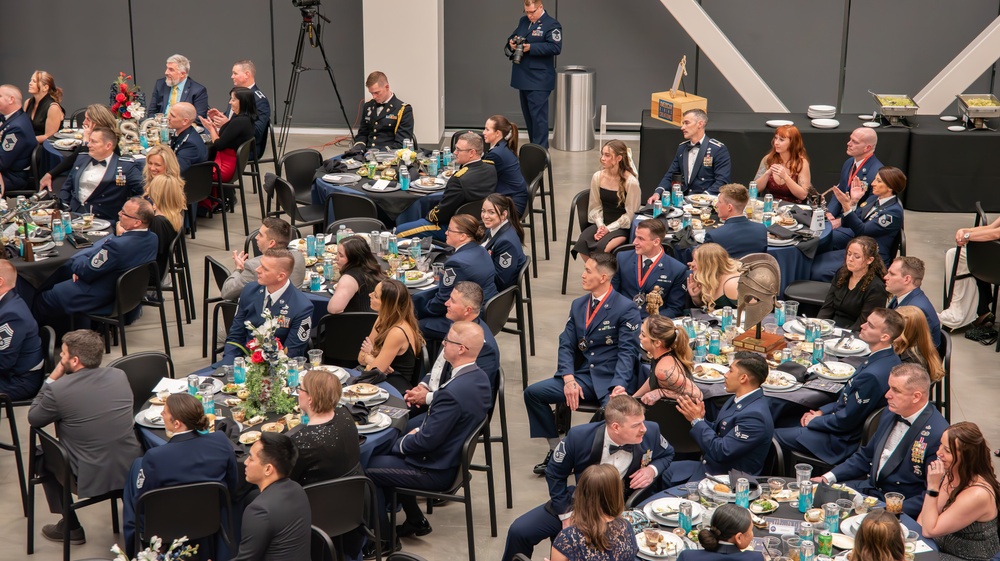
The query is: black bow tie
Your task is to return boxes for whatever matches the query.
[897,416,911,427]
[609,443,634,455]
[90,158,106,167]
[690,142,700,148]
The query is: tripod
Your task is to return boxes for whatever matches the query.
[275,7,354,161]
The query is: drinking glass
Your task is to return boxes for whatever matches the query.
[685,482,700,502]
[220,364,234,385]
[836,499,854,520]
[795,463,813,486]
[784,300,800,322]
[885,492,905,515]
[764,322,779,334]
[308,349,324,368]
[768,477,786,497]
[432,263,445,283]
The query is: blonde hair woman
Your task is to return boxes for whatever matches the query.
[142,175,187,278]
[572,140,641,259]
[686,243,741,312]
[143,144,183,186]
[893,305,945,382]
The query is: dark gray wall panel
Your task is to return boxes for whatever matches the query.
[271,1,365,128]
[131,0,274,117]
[0,0,134,117]
[842,0,998,114]
[556,0,698,126]
[700,0,846,113]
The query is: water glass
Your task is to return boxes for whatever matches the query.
[836,499,855,520]
[432,263,445,283]
[764,322,778,334]
[233,357,247,384]
[220,364,234,384]
[795,463,813,486]
[782,535,801,556]
[763,537,782,553]
[308,349,324,368]
[294,356,307,374]
[769,477,785,497]
[784,300,800,322]
[685,482,700,502]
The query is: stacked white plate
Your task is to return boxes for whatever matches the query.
[808,104,837,119]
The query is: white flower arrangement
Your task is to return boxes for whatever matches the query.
[111,536,197,561]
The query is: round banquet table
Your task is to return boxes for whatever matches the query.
[11,226,114,307]
[312,177,443,226]
[640,481,940,559]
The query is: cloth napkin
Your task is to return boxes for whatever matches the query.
[789,205,814,226]
[673,226,699,250]
[341,401,371,425]
[767,224,796,240]
[317,158,350,177]
[813,482,853,506]
[215,417,243,444]
[728,469,760,489]
[794,236,821,259]
[151,377,189,394]
[775,361,811,383]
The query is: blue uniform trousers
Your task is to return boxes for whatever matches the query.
[519,90,551,148]
[502,503,563,561]
[366,454,456,539]
[524,375,600,439]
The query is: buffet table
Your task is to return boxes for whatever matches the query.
[905,115,1000,212]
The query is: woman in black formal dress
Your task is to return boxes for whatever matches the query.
[573,140,641,259]
[199,86,256,183]
[327,235,382,314]
[818,235,888,330]
[24,70,65,142]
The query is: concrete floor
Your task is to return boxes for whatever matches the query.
[1,133,998,561]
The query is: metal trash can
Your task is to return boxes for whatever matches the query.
[552,66,596,152]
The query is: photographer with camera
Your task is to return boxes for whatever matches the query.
[505,0,561,149]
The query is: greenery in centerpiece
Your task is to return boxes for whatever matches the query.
[227,308,297,418]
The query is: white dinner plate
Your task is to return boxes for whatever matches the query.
[322,173,361,185]
[783,318,835,336]
[766,119,794,128]
[858,114,876,120]
[841,513,907,538]
[404,272,435,288]
[767,237,797,247]
[939,115,959,122]
[341,387,390,406]
[692,363,727,384]
[411,176,446,189]
[824,338,871,357]
[643,497,704,527]
[863,121,880,128]
[636,528,687,558]
[809,104,837,112]
[948,125,966,132]
[71,218,112,232]
[134,407,165,429]
[762,370,798,391]
[698,475,761,502]
[53,138,82,150]
[811,118,840,129]
[309,365,351,384]
[808,361,856,381]
[357,411,393,434]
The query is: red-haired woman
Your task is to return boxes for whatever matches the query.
[753,124,811,203]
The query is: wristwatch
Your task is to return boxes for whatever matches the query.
[926,488,940,497]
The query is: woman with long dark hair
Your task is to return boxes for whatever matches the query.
[817,236,888,330]
[677,504,762,560]
[481,193,527,290]
[633,313,700,404]
[359,279,424,393]
[483,114,529,214]
[199,86,257,183]
[550,464,638,561]
[327,236,383,314]
[573,140,641,259]
[24,70,64,142]
[753,124,811,203]
[918,422,1000,561]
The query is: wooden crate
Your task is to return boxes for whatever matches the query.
[650,90,708,126]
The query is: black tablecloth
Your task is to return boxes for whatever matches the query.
[905,116,1000,212]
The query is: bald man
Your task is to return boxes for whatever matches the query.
[0,260,44,400]
[0,85,39,194]
[826,127,882,221]
[167,102,207,173]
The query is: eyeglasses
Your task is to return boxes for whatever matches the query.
[442,338,466,349]
[524,5,541,15]
[118,209,140,221]
[445,228,464,235]
[298,387,309,394]
[453,147,473,153]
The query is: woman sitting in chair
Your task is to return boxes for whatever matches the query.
[817,235,888,331]
[290,368,362,484]
[142,144,183,187]
[550,464,639,561]
[199,87,256,183]
[573,140,641,259]
[38,104,119,191]
[893,305,945,382]
[141,174,187,280]
[633,313,701,405]
[481,193,527,291]
[678,503,763,561]
[686,243,741,312]
[327,236,382,314]
[482,115,529,214]
[359,279,423,393]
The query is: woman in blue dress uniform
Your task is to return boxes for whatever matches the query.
[677,504,764,561]
[483,115,529,215]
[481,193,527,290]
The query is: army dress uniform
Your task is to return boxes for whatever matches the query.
[350,95,414,153]
[0,109,38,192]
[654,136,731,196]
[395,159,497,241]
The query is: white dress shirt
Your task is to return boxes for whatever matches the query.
[78,154,112,204]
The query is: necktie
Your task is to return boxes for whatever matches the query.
[263,294,272,309]
[888,296,898,309]
[90,158,106,167]
[0,115,6,124]
[609,443,633,455]
[641,258,653,276]
[590,298,600,314]
[169,85,179,106]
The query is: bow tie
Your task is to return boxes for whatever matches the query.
[90,158,107,167]
[897,416,911,427]
[609,443,634,455]
[690,142,700,148]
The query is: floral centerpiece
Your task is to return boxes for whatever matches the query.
[109,71,146,120]
[111,535,197,561]
[227,308,297,418]
[396,147,418,165]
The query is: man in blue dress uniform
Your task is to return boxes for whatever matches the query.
[506,0,561,148]
[147,54,209,119]
[703,184,768,259]
[825,128,882,219]
[611,218,688,318]
[816,363,948,518]
[167,102,208,174]
[346,71,414,154]
[219,249,313,367]
[58,127,144,220]
[650,109,731,198]
[884,256,942,350]
[35,198,158,335]
[776,308,903,465]
[524,252,642,474]
[0,85,38,194]
[668,352,774,484]
[0,260,44,401]
[207,60,271,158]
[502,395,675,561]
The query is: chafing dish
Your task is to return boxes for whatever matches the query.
[957,94,1000,129]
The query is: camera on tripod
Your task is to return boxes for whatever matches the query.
[509,36,526,64]
[292,0,321,8]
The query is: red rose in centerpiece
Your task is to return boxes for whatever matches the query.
[251,349,265,364]
[115,93,126,103]
[122,111,131,119]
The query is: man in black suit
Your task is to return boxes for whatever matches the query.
[208,60,271,158]
[58,127,143,220]
[147,54,209,119]
[703,183,767,259]
[366,321,493,553]
[233,432,311,561]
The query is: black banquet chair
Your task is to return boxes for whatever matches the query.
[316,313,378,368]
[133,481,234,556]
[561,189,592,294]
[108,351,176,415]
[304,475,381,561]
